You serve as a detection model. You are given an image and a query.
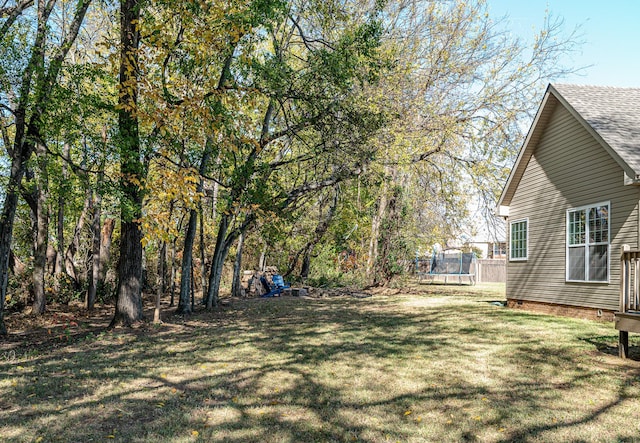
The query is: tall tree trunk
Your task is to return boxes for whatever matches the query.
[177,210,197,314]
[154,241,166,323]
[86,174,103,310]
[110,0,143,328]
[366,177,389,281]
[32,142,49,314]
[206,214,232,309]
[0,150,29,334]
[231,232,244,297]
[177,143,211,314]
[199,205,206,297]
[375,187,399,285]
[55,142,70,275]
[157,241,167,296]
[169,237,177,307]
[205,213,254,309]
[99,217,115,282]
[0,149,30,335]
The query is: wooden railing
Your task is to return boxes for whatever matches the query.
[620,245,640,313]
[616,245,640,357]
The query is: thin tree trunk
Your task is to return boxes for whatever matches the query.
[0,157,26,335]
[157,241,167,295]
[231,232,244,297]
[32,142,48,314]
[177,143,212,314]
[259,243,267,272]
[199,205,206,297]
[0,152,28,335]
[99,217,115,282]
[64,194,90,285]
[154,241,165,323]
[205,214,231,309]
[86,174,103,310]
[375,187,400,285]
[366,180,389,280]
[177,210,197,314]
[110,0,143,328]
[55,142,70,275]
[205,213,254,309]
[190,262,195,312]
[169,237,177,307]
[284,185,339,279]
[300,246,312,279]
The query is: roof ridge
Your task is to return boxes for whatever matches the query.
[552,82,640,90]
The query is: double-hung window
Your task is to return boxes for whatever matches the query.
[510,219,528,261]
[566,202,609,282]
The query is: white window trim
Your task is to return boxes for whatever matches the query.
[509,218,528,261]
[565,201,610,284]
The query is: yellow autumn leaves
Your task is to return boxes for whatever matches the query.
[140,164,202,246]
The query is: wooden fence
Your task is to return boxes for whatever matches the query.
[476,259,506,283]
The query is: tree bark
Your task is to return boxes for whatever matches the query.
[86,174,103,310]
[55,142,70,275]
[110,0,143,328]
[99,217,115,282]
[32,142,49,314]
[177,143,211,314]
[205,213,255,308]
[177,209,197,314]
[366,172,389,281]
[231,232,244,297]
[8,250,26,276]
[205,214,234,309]
[169,237,177,307]
[0,152,28,335]
[259,243,267,272]
[154,241,166,323]
[375,187,399,285]
[199,205,206,296]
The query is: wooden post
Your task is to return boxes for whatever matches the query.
[619,245,631,359]
[621,245,630,313]
[620,331,629,359]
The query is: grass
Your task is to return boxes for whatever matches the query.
[1,282,640,442]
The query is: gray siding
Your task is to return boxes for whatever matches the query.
[507,103,640,311]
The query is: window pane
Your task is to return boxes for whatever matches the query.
[568,246,585,280]
[510,220,527,259]
[589,206,609,244]
[569,210,585,245]
[589,245,608,281]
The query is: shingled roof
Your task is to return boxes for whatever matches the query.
[498,83,640,212]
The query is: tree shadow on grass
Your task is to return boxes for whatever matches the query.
[579,334,640,361]
[1,295,640,442]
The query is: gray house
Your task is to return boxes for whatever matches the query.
[497,84,640,320]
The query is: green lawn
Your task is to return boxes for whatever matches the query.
[2,283,640,442]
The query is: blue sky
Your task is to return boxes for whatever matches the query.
[487,0,640,87]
